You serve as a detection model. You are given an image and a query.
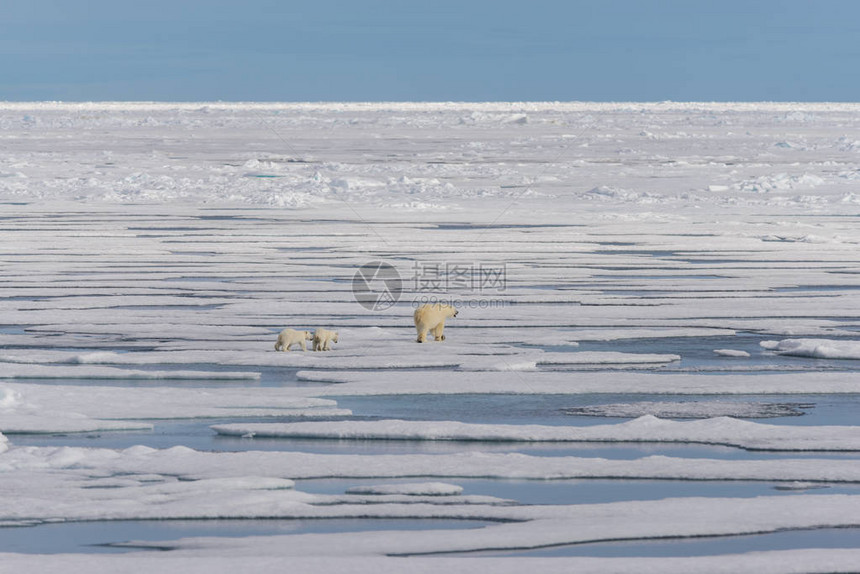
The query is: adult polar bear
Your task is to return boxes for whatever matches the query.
[413,303,458,343]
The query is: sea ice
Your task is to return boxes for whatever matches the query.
[3,551,860,574]
[763,339,860,360]
[561,401,810,419]
[0,383,348,434]
[714,349,751,357]
[213,416,860,451]
[345,482,464,496]
[295,370,860,396]
[0,362,259,381]
[2,102,860,570]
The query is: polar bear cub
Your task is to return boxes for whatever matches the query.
[275,328,313,352]
[313,328,339,351]
[413,303,458,343]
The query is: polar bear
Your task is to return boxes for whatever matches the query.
[413,303,458,343]
[313,328,339,351]
[275,328,313,352]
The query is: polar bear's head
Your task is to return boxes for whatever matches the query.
[304,331,313,340]
[438,303,458,318]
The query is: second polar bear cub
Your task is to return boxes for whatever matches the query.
[275,328,313,352]
[413,303,458,343]
[313,328,339,351]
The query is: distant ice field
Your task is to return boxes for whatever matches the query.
[1,102,859,572]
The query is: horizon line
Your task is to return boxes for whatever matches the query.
[3,100,859,110]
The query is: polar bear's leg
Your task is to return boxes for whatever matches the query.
[416,327,429,343]
[433,321,446,341]
[299,340,307,351]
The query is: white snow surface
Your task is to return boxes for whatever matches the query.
[9,443,860,483]
[295,370,860,395]
[0,362,259,380]
[2,102,860,571]
[6,443,860,529]
[714,349,751,358]
[764,338,860,360]
[0,383,347,434]
[62,553,860,574]
[212,416,860,451]
[100,494,860,556]
[2,552,860,574]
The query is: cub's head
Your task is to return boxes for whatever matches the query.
[442,304,459,318]
[304,331,314,340]
[332,332,339,343]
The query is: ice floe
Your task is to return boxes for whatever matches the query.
[0,383,348,434]
[7,443,860,488]
[213,416,860,451]
[561,401,811,419]
[0,362,259,381]
[7,442,860,530]
[5,436,860,569]
[345,482,464,497]
[295,370,860,396]
[119,495,860,558]
[2,550,860,574]
[714,349,751,357]
[763,338,860,360]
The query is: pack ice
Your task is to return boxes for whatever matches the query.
[1,102,860,573]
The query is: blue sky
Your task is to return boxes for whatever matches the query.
[2,0,858,101]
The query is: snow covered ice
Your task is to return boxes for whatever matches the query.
[762,338,860,360]
[561,400,810,419]
[1,102,860,573]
